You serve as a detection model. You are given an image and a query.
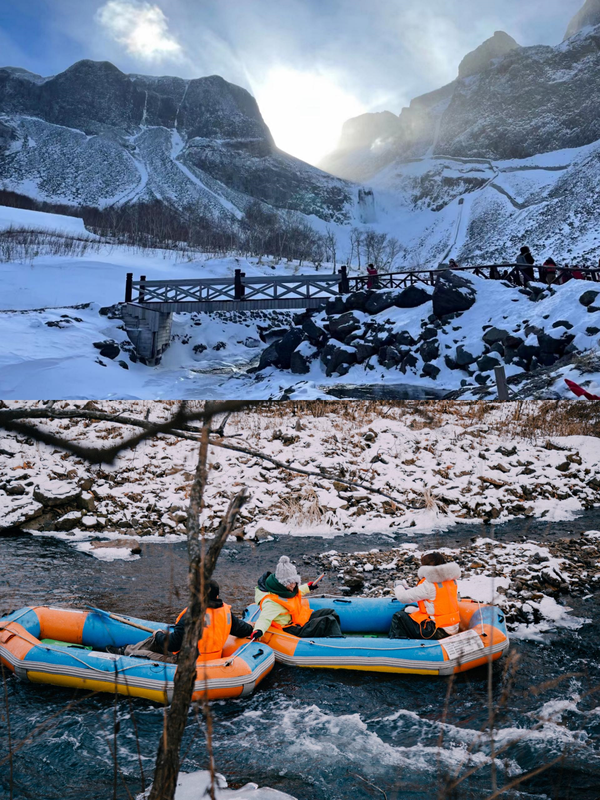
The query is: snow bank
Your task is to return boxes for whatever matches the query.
[140,771,297,800]
[0,205,93,237]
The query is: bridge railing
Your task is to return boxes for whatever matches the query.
[124,264,600,305]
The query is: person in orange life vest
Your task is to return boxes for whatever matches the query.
[250,556,342,641]
[388,552,461,640]
[107,580,253,661]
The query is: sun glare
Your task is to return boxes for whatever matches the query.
[253,68,366,166]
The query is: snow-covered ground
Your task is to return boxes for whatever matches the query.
[1,402,598,556]
[1,213,598,399]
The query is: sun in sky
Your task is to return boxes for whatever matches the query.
[251,67,367,166]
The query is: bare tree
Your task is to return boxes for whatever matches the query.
[349,227,364,269]
[324,228,338,271]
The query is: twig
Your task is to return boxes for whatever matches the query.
[350,772,388,799]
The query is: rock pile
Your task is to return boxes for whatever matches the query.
[257,273,599,389]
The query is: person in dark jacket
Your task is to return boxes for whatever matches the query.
[515,246,535,285]
[542,257,557,285]
[106,580,253,662]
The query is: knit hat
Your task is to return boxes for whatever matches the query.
[275,556,301,587]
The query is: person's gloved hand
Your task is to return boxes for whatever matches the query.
[395,579,409,590]
[250,629,263,642]
[307,581,317,591]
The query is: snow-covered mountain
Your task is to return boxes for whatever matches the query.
[0,60,353,223]
[319,1,600,264]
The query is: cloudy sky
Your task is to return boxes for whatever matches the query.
[0,0,585,164]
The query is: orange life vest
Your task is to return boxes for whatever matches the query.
[175,604,232,660]
[259,591,312,631]
[408,577,460,629]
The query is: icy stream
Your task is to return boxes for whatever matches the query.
[2,513,600,799]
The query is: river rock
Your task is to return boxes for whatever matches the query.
[325,297,346,315]
[90,538,142,555]
[432,271,476,319]
[274,329,304,369]
[55,510,84,531]
[394,331,417,347]
[290,342,317,375]
[422,363,441,379]
[258,341,280,370]
[33,481,82,507]
[0,497,44,531]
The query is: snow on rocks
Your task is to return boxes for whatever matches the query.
[1,402,599,545]
[310,533,599,637]
[153,770,297,800]
[256,272,600,399]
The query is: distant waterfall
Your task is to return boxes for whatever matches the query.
[358,188,376,223]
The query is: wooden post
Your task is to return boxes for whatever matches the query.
[234,269,243,300]
[494,365,510,402]
[339,265,349,294]
[139,275,146,303]
[125,273,133,302]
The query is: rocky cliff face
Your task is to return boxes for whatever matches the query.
[564,0,600,40]
[0,60,352,222]
[458,31,521,79]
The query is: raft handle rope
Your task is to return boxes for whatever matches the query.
[0,624,171,676]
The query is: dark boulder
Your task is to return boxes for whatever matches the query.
[586,326,600,336]
[394,331,417,348]
[401,353,419,373]
[395,285,432,309]
[455,345,478,367]
[326,297,347,316]
[365,290,398,315]
[477,354,501,372]
[419,340,440,363]
[290,349,312,375]
[320,343,357,377]
[421,363,441,379]
[276,329,305,369]
[345,290,371,311]
[329,312,362,341]
[517,343,540,362]
[552,320,574,330]
[420,326,438,341]
[537,333,566,355]
[354,343,377,363]
[504,334,524,349]
[579,290,599,307]
[302,317,328,343]
[99,343,120,360]
[432,271,476,319]
[258,342,280,370]
[482,327,509,346]
[378,346,402,369]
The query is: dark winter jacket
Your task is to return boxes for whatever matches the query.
[154,599,253,653]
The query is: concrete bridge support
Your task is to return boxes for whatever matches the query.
[121,303,173,366]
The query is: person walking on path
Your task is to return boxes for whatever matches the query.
[251,556,342,640]
[388,552,461,641]
[107,580,253,662]
[514,245,535,285]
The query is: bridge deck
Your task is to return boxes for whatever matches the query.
[124,265,600,312]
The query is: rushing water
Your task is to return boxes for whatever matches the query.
[2,512,600,800]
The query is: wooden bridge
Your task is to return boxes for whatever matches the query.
[124,264,600,313]
[121,264,599,365]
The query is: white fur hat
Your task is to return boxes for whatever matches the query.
[275,556,301,586]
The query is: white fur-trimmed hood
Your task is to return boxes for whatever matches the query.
[417,562,461,583]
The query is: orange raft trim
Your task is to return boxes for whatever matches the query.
[0,607,275,703]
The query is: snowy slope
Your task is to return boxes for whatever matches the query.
[0,205,94,237]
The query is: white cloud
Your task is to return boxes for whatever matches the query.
[95,0,183,61]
